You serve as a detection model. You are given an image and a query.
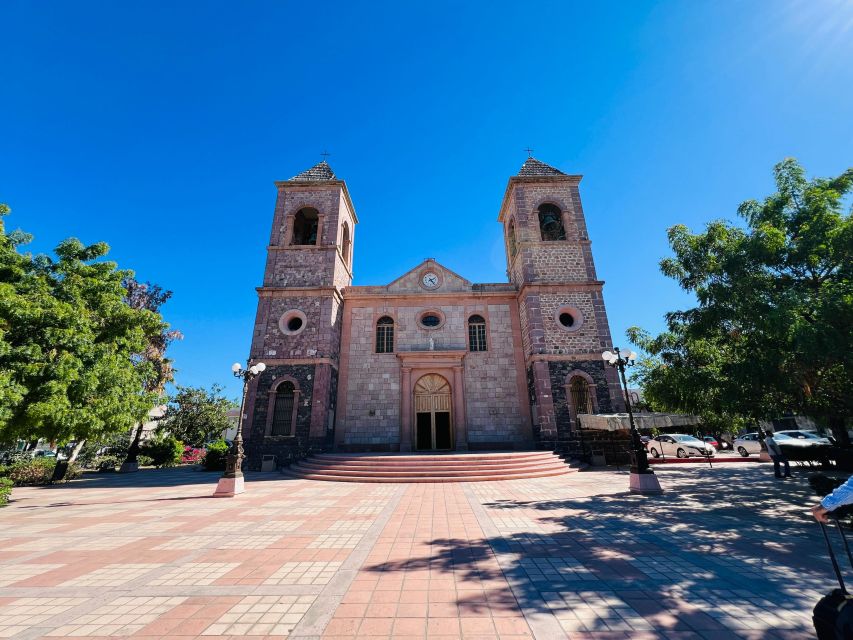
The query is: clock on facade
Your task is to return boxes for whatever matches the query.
[421,272,439,289]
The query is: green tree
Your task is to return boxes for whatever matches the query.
[159,384,235,447]
[0,203,169,459]
[122,279,182,467]
[629,159,852,442]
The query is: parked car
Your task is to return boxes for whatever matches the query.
[774,430,832,447]
[734,430,833,458]
[647,434,716,458]
[703,436,719,449]
[734,433,763,457]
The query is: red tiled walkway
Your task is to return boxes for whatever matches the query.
[324,484,532,639]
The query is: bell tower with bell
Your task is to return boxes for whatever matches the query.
[499,156,624,449]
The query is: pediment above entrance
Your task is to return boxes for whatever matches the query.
[386,259,472,294]
[396,349,467,368]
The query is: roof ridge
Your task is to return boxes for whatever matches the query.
[290,160,337,181]
[518,157,565,177]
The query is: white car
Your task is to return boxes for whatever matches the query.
[734,430,833,457]
[647,434,716,458]
[733,433,763,457]
[775,430,832,446]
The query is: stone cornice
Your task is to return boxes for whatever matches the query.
[254,357,339,369]
[257,286,344,302]
[525,352,603,366]
[397,350,467,368]
[517,281,604,297]
[498,174,583,222]
[342,289,518,304]
[273,179,360,224]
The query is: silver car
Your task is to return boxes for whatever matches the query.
[733,432,763,457]
[647,434,716,458]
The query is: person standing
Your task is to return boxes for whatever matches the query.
[813,475,853,522]
[765,431,791,479]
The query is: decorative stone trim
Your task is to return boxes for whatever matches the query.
[264,376,301,437]
[554,305,584,333]
[279,309,308,336]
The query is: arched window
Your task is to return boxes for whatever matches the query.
[569,377,593,415]
[341,222,351,265]
[538,204,566,241]
[376,316,394,353]
[291,207,319,245]
[468,314,487,352]
[271,381,296,436]
[508,222,517,258]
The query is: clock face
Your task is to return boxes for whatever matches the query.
[422,272,439,289]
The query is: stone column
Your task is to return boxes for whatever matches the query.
[452,366,468,450]
[400,367,412,452]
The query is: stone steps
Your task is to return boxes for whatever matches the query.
[282,451,578,483]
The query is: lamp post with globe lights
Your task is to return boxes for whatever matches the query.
[601,347,662,494]
[213,361,266,497]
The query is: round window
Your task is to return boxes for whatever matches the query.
[554,306,583,332]
[418,310,445,329]
[421,314,440,327]
[279,309,307,336]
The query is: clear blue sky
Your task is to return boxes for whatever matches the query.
[2,1,851,399]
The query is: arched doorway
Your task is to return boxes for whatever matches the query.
[414,374,453,450]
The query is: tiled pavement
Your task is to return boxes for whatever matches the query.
[0,463,840,639]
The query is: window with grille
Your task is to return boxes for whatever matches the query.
[569,377,593,415]
[468,315,487,352]
[376,316,394,353]
[271,382,295,436]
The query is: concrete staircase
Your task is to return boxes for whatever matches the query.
[281,451,579,483]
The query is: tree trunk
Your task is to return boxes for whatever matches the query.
[125,423,144,463]
[67,439,86,465]
[830,415,850,448]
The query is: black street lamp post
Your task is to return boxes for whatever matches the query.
[213,360,265,497]
[602,347,662,493]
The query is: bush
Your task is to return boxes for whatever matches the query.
[181,446,204,465]
[141,435,184,467]
[0,464,9,478]
[8,459,55,486]
[0,478,11,505]
[137,455,154,467]
[76,432,131,469]
[93,455,121,472]
[203,439,229,471]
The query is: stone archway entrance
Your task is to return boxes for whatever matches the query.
[413,374,453,451]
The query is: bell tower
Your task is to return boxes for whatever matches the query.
[244,160,357,469]
[499,157,623,448]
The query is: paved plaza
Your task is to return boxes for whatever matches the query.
[0,463,838,639]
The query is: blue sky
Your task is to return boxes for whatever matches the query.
[2,1,852,399]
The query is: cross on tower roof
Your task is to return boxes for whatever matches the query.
[524,147,534,158]
[320,150,330,161]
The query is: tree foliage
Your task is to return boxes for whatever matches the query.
[629,159,852,437]
[123,279,182,464]
[0,203,171,447]
[160,384,235,447]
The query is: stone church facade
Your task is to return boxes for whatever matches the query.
[243,157,624,469]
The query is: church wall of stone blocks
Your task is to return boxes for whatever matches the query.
[242,157,624,469]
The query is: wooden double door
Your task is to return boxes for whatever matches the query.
[414,374,453,450]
